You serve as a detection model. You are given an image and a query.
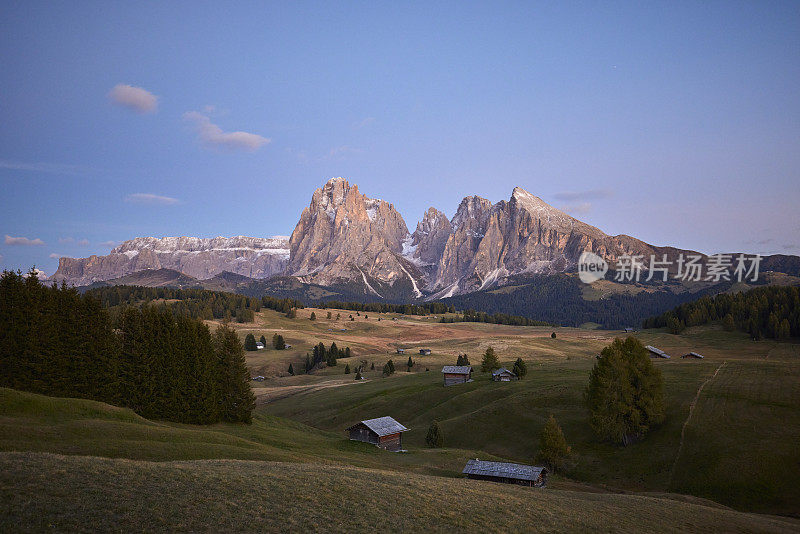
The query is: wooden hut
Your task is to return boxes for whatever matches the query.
[441,365,473,386]
[346,416,408,452]
[491,368,518,382]
[682,352,704,359]
[462,459,548,487]
[419,348,432,356]
[645,345,670,359]
[396,348,405,354]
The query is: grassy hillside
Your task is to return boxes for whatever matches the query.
[3,452,798,533]
[251,310,800,516]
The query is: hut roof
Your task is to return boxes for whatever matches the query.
[462,459,547,481]
[348,416,408,437]
[442,365,473,375]
[491,367,516,377]
[645,345,670,359]
[683,352,704,358]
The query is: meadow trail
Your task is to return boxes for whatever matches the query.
[668,361,727,487]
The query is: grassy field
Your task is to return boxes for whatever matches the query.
[237,307,800,516]
[2,305,799,529]
[3,451,798,533]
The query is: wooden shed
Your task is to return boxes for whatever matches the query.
[441,365,473,386]
[396,348,405,354]
[419,348,432,356]
[491,368,518,382]
[346,416,408,452]
[645,345,670,359]
[462,459,548,487]
[682,352,704,359]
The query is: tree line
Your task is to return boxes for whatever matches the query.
[1,270,255,424]
[87,285,302,324]
[316,300,455,316]
[644,285,799,340]
[441,274,721,329]
[441,309,552,327]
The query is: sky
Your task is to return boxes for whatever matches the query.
[1,1,799,275]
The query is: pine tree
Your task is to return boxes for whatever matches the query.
[407,356,414,371]
[551,332,557,339]
[244,333,257,351]
[344,364,350,374]
[259,335,267,346]
[275,335,286,350]
[310,311,316,321]
[355,369,362,380]
[213,324,256,424]
[425,420,444,448]
[512,357,527,378]
[370,362,375,370]
[585,336,665,445]
[326,311,332,319]
[536,415,571,471]
[288,363,294,375]
[481,347,500,372]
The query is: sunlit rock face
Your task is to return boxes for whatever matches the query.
[50,236,289,286]
[286,177,422,296]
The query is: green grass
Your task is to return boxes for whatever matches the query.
[261,328,800,516]
[3,452,798,533]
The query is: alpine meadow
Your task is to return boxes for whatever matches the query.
[2,3,800,533]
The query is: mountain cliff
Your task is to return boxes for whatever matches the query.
[286,177,423,298]
[51,236,289,287]
[50,177,794,304]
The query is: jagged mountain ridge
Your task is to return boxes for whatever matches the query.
[51,235,289,287]
[52,177,794,302]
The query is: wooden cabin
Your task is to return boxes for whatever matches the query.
[491,368,518,382]
[346,416,408,452]
[645,345,670,359]
[396,348,405,354]
[682,352,704,359]
[441,365,473,386]
[419,348,432,356]
[462,459,548,487]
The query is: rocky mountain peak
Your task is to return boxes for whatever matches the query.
[409,207,452,269]
[287,178,416,293]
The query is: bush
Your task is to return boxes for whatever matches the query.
[536,415,570,471]
[551,332,557,339]
[425,420,444,448]
[585,336,665,445]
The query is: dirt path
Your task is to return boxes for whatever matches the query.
[668,361,727,487]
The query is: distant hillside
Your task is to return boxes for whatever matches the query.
[645,285,800,339]
[440,274,729,329]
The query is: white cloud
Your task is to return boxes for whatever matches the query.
[124,193,180,205]
[58,237,74,244]
[355,117,375,129]
[99,240,119,248]
[49,253,61,259]
[558,202,593,215]
[0,160,87,175]
[183,111,270,151]
[108,84,158,113]
[5,235,45,246]
[327,145,362,159]
[553,189,613,201]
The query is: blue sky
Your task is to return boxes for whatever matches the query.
[1,1,798,275]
